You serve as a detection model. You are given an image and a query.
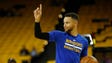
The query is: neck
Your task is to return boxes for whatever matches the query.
[69,28,78,36]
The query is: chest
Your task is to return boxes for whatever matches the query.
[56,35,85,54]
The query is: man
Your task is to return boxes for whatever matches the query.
[34,4,88,63]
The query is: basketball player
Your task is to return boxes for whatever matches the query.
[34,4,88,63]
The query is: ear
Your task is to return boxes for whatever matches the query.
[72,20,78,24]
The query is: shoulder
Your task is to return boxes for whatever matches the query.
[49,30,65,34]
[48,30,66,37]
[48,30,66,41]
[78,35,88,49]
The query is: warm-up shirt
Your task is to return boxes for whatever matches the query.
[35,23,88,63]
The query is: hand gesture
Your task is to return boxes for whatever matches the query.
[34,4,42,22]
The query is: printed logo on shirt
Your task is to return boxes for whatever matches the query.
[64,39,83,53]
[73,39,76,41]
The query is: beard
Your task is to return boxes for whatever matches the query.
[65,28,72,33]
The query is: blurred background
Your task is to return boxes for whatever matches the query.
[0,0,112,63]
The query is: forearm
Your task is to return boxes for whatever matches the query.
[35,23,49,40]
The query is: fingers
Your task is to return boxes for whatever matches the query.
[35,4,42,11]
[40,4,42,12]
[36,8,39,10]
[34,10,37,16]
[33,4,42,16]
[34,8,39,14]
[34,4,42,14]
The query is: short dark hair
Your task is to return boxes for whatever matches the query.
[64,12,79,21]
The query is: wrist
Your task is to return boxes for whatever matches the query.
[35,20,40,23]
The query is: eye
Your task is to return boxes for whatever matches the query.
[66,22,70,24]
[64,21,70,24]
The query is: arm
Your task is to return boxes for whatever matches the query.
[35,23,49,40]
[34,4,49,40]
[80,40,88,58]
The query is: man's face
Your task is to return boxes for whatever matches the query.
[63,17,77,32]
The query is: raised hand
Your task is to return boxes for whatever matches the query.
[34,4,42,22]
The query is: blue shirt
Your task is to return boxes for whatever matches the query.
[49,30,88,63]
